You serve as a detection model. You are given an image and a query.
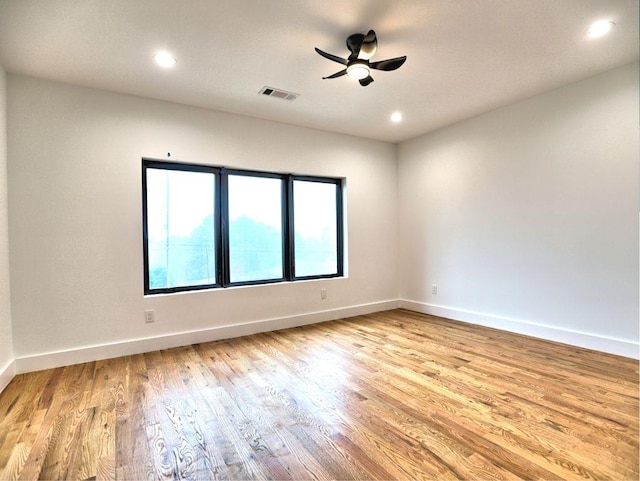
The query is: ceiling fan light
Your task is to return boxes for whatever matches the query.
[347,62,370,80]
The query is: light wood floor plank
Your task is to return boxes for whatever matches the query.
[0,309,637,480]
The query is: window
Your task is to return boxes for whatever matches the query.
[293,179,341,278]
[144,164,219,291]
[227,173,284,284]
[143,160,343,294]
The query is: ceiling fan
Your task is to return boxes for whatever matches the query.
[315,29,407,87]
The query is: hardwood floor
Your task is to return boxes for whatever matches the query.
[0,309,638,480]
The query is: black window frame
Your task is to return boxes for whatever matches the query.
[223,169,288,287]
[143,159,344,295]
[142,160,222,294]
[290,175,344,281]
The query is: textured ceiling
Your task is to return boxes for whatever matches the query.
[0,0,637,143]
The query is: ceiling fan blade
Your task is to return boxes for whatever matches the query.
[358,30,377,59]
[370,56,407,71]
[315,47,347,65]
[323,69,347,79]
[359,75,374,87]
[346,33,365,61]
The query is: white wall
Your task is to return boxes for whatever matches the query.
[0,65,14,390]
[8,76,398,372]
[398,62,639,358]
[5,62,638,380]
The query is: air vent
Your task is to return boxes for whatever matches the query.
[259,86,299,101]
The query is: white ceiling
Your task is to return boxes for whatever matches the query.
[0,0,637,143]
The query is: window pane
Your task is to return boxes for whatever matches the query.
[146,168,216,289]
[228,175,283,283]
[294,180,338,277]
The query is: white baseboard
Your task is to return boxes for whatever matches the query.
[400,299,639,360]
[15,300,399,374]
[12,298,637,374]
[0,358,15,394]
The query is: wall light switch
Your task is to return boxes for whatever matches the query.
[145,310,155,323]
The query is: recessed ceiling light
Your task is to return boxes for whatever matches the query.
[154,51,177,68]
[587,20,615,38]
[390,112,403,123]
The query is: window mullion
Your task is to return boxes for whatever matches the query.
[284,175,294,280]
[220,169,230,286]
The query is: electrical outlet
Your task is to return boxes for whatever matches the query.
[431,284,438,295]
[145,310,155,323]
[320,289,327,300]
